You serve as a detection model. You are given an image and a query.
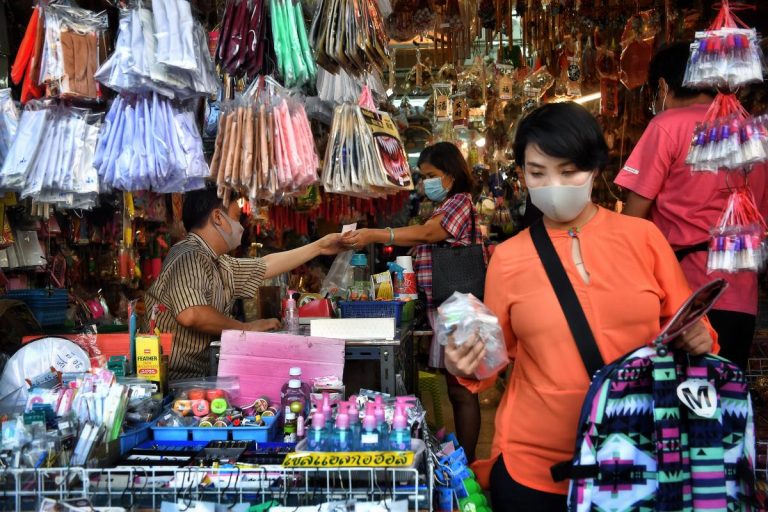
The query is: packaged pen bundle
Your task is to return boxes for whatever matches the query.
[708,187,768,274]
[683,1,764,90]
[686,93,767,172]
[210,77,319,204]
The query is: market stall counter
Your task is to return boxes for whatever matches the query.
[210,321,416,397]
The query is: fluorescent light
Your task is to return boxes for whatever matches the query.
[407,152,421,158]
[393,98,429,109]
[475,137,486,148]
[573,92,601,104]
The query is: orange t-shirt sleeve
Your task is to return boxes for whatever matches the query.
[458,251,517,393]
[646,221,720,353]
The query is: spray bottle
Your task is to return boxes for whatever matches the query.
[347,400,361,451]
[284,290,299,334]
[387,262,405,300]
[374,396,388,450]
[359,406,380,451]
[307,412,328,451]
[321,392,334,430]
[333,411,352,452]
[388,403,410,451]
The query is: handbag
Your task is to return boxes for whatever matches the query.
[431,208,486,305]
[529,220,604,378]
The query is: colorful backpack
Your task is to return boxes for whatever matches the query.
[552,280,757,511]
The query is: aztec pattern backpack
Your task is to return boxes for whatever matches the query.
[551,279,756,511]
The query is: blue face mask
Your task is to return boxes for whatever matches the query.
[424,177,449,202]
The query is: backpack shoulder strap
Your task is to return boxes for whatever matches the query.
[530,221,604,378]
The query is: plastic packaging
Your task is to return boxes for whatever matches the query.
[707,187,768,274]
[281,379,308,419]
[307,411,328,450]
[437,292,510,380]
[321,250,354,299]
[0,90,19,167]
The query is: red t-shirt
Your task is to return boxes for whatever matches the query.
[615,103,768,315]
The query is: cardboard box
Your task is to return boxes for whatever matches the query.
[136,335,166,393]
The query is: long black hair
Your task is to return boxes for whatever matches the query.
[417,142,475,195]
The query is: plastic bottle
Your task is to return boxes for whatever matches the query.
[373,397,388,449]
[349,253,371,301]
[321,392,334,430]
[388,404,410,451]
[359,410,380,451]
[285,290,299,333]
[283,412,297,443]
[333,412,352,452]
[281,379,307,420]
[308,412,327,451]
[281,368,311,416]
[346,401,361,451]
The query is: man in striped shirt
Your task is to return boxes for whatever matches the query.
[144,184,343,380]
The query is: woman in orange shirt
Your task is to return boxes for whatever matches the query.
[445,103,716,511]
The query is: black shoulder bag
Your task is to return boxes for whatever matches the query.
[529,220,604,379]
[431,208,487,306]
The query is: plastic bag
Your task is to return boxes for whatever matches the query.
[321,250,355,299]
[0,90,19,167]
[436,292,509,380]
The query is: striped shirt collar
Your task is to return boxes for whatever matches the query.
[188,232,219,260]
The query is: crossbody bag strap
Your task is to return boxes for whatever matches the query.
[530,220,604,378]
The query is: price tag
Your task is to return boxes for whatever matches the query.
[499,76,514,100]
[283,451,415,468]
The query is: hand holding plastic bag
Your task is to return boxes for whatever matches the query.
[437,292,509,381]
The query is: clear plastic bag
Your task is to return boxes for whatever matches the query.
[321,250,355,299]
[436,292,510,381]
[0,90,19,167]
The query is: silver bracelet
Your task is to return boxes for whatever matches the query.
[385,227,395,246]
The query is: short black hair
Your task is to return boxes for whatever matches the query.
[182,182,237,232]
[648,42,716,99]
[417,142,475,195]
[513,102,609,172]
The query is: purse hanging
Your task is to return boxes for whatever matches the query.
[430,207,487,306]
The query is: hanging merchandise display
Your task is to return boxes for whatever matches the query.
[0,89,19,168]
[316,67,386,106]
[310,0,390,76]
[708,187,768,274]
[95,4,219,100]
[618,11,656,91]
[216,0,270,78]
[686,94,767,172]
[10,6,45,104]
[38,4,108,101]
[209,79,320,203]
[321,102,413,197]
[271,0,317,87]
[0,101,102,210]
[682,1,764,90]
[94,92,209,193]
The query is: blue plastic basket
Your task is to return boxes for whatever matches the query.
[151,414,280,443]
[5,289,68,326]
[119,422,153,455]
[339,301,405,324]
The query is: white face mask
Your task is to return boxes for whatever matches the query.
[528,174,595,224]
[213,209,244,252]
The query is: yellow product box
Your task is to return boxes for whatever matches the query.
[136,335,166,393]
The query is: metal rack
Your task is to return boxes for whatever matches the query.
[0,464,433,511]
[0,424,436,511]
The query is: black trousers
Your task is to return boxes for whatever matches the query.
[708,309,756,370]
[490,456,567,512]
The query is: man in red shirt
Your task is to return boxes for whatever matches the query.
[615,42,768,369]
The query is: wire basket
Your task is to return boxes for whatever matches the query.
[339,301,405,325]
